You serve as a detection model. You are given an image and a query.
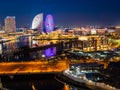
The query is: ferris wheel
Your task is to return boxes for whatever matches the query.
[45,14,54,33]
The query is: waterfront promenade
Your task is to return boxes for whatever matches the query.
[0,61,68,75]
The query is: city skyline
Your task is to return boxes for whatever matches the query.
[0,0,120,27]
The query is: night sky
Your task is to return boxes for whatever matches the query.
[0,0,120,27]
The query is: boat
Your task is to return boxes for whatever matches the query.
[62,63,119,90]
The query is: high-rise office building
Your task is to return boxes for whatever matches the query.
[5,16,16,33]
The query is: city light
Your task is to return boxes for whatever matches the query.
[0,1,120,89]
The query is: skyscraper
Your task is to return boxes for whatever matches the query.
[5,16,16,33]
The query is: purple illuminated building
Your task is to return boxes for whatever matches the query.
[45,14,54,33]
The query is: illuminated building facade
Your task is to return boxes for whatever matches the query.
[73,27,107,35]
[5,16,16,33]
[78,35,108,51]
[115,26,120,33]
[45,14,54,33]
[32,13,43,33]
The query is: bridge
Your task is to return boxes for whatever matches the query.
[33,37,78,40]
[0,61,68,75]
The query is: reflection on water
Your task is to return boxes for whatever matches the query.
[63,84,70,90]
[44,47,56,58]
[0,36,31,54]
[3,78,64,90]
[0,36,57,62]
[18,36,30,47]
[69,86,84,90]
[0,44,2,54]
[2,77,87,90]
[63,84,87,90]
[30,47,56,60]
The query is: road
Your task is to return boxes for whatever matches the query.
[0,61,68,75]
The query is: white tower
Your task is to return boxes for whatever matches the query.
[32,13,43,33]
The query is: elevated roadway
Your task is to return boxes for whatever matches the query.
[0,61,68,75]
